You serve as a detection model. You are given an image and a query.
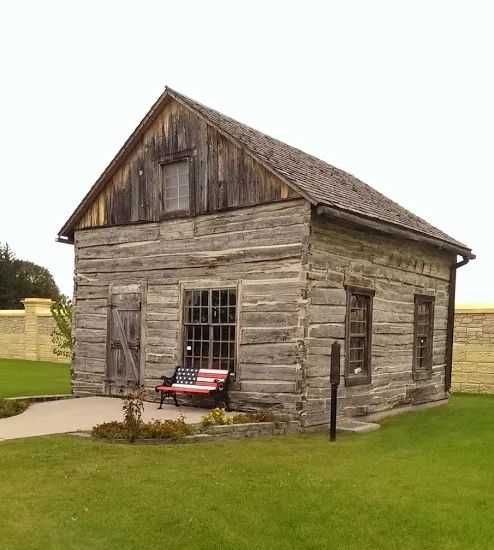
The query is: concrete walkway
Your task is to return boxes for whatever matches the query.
[0,397,211,441]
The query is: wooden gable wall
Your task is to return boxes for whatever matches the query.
[78,99,299,230]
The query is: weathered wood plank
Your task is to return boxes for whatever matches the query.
[76,98,302,232]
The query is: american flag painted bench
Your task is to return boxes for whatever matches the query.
[155,366,230,410]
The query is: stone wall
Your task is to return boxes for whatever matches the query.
[0,298,69,363]
[452,305,494,393]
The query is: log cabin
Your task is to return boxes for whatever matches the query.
[57,87,474,427]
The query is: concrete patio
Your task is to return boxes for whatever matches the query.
[0,397,212,441]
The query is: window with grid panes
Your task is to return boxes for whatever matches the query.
[345,287,374,386]
[162,160,189,213]
[183,289,237,372]
[413,295,434,378]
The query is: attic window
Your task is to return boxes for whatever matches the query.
[162,160,190,214]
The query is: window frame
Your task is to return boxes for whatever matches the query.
[413,294,435,380]
[180,286,238,375]
[159,155,194,219]
[344,285,375,387]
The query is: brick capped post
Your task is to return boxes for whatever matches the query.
[21,298,54,361]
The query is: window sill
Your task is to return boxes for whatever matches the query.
[413,369,433,382]
[160,210,190,221]
[345,374,371,387]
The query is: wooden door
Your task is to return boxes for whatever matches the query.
[106,291,141,394]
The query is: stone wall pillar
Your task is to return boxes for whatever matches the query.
[21,298,54,361]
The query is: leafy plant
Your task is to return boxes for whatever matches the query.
[51,295,73,358]
[0,398,28,418]
[201,407,233,427]
[232,410,280,424]
[120,384,145,442]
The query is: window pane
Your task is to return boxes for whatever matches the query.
[165,198,178,210]
[192,307,200,323]
[166,175,178,189]
[164,163,178,176]
[191,291,201,307]
[166,187,179,199]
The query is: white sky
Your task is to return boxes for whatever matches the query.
[0,1,491,303]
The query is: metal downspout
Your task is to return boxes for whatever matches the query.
[445,255,471,392]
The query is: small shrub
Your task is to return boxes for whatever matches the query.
[232,411,285,425]
[201,408,233,427]
[92,421,127,440]
[91,416,193,441]
[0,399,28,419]
[139,416,193,440]
[232,413,252,424]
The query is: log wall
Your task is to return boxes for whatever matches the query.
[72,199,456,422]
[72,199,310,413]
[302,214,454,426]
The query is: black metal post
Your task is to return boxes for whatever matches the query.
[329,341,341,442]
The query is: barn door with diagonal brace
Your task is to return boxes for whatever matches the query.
[106,291,141,394]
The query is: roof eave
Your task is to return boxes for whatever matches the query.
[316,204,475,260]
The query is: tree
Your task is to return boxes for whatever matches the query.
[0,243,17,308]
[0,242,61,309]
[51,295,73,358]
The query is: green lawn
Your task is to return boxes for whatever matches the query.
[0,358,71,398]
[0,395,493,549]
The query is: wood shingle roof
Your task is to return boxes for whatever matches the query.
[169,89,470,255]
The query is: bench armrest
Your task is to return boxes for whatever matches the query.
[161,375,174,387]
[214,377,229,391]
[160,365,181,387]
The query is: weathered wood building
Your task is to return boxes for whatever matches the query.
[58,87,474,426]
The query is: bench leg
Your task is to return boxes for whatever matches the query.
[159,391,179,409]
[212,387,230,411]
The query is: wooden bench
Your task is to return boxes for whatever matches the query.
[155,366,230,410]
